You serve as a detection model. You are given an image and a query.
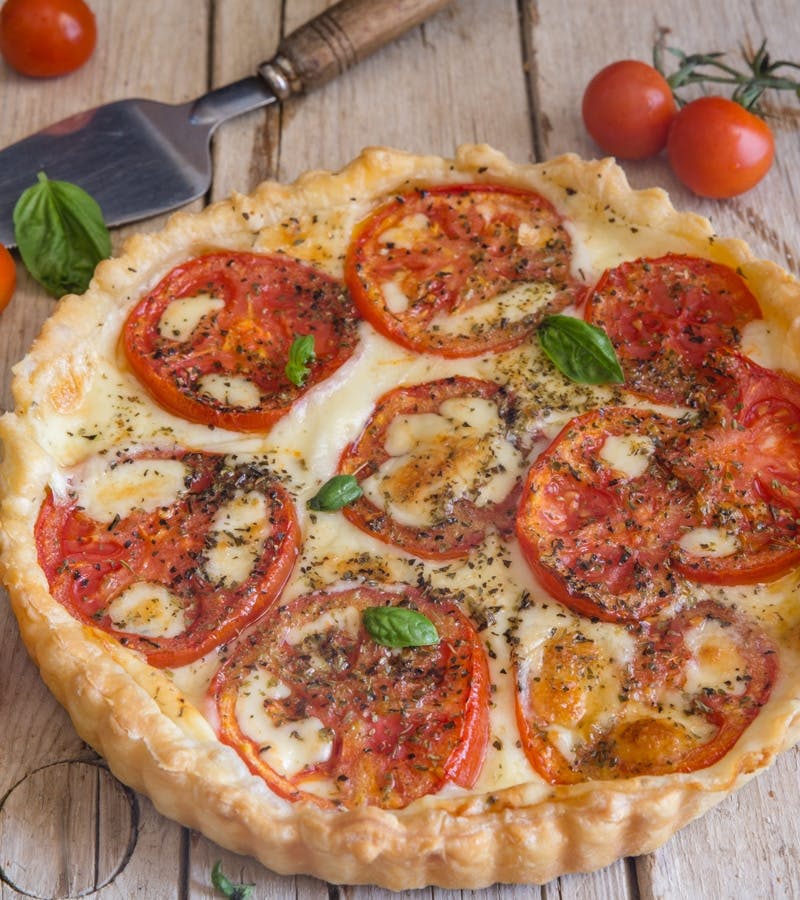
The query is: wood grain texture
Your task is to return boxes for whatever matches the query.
[263,0,453,94]
[1,0,799,897]
[533,0,800,276]
[0,4,203,899]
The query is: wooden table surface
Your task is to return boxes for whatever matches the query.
[1,1,799,898]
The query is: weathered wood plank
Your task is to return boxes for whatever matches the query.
[275,0,530,181]
[183,833,317,900]
[1,1,799,898]
[531,2,800,898]
[0,762,101,898]
[532,0,800,275]
[0,2,207,898]
[209,0,284,202]
[636,746,800,900]
[546,862,634,900]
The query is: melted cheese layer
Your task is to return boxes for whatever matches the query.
[29,163,800,807]
[71,457,189,520]
[206,490,272,587]
[107,583,186,638]
[158,293,225,341]
[235,667,333,780]
[361,396,524,528]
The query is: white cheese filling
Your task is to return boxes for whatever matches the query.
[599,434,655,479]
[284,605,361,647]
[378,212,432,250]
[360,396,524,528]
[157,293,225,341]
[72,457,189,521]
[197,373,262,410]
[682,618,749,697]
[429,282,558,337]
[205,490,272,587]
[107,582,186,638]
[235,667,333,780]
[381,279,412,314]
[679,527,740,559]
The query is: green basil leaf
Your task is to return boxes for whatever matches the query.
[13,172,111,297]
[538,315,624,385]
[363,606,440,648]
[211,861,254,900]
[307,474,363,511]
[285,333,315,387]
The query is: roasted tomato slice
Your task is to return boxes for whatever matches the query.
[123,251,359,432]
[513,600,776,784]
[210,584,489,810]
[673,354,800,583]
[337,376,531,559]
[585,254,762,406]
[516,407,698,622]
[345,184,584,357]
[35,449,299,667]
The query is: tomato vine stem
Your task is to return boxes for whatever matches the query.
[653,30,800,114]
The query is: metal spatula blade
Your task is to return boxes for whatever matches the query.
[0,80,273,246]
[0,0,450,248]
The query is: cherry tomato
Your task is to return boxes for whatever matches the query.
[0,0,96,77]
[0,243,16,311]
[582,60,677,160]
[667,96,775,198]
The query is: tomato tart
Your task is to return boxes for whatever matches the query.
[2,145,800,890]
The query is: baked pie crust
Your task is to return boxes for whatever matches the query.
[2,145,800,890]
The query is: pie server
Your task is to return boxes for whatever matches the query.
[0,0,450,248]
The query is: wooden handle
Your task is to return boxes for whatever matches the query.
[258,0,451,99]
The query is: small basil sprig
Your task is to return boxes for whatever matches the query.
[538,315,624,385]
[211,861,254,900]
[363,606,439,648]
[307,474,363,511]
[13,172,111,297]
[285,333,315,387]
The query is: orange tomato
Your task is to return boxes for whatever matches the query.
[0,243,16,311]
[0,0,96,77]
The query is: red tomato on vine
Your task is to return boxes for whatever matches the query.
[667,96,775,198]
[582,60,677,159]
[582,39,798,198]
